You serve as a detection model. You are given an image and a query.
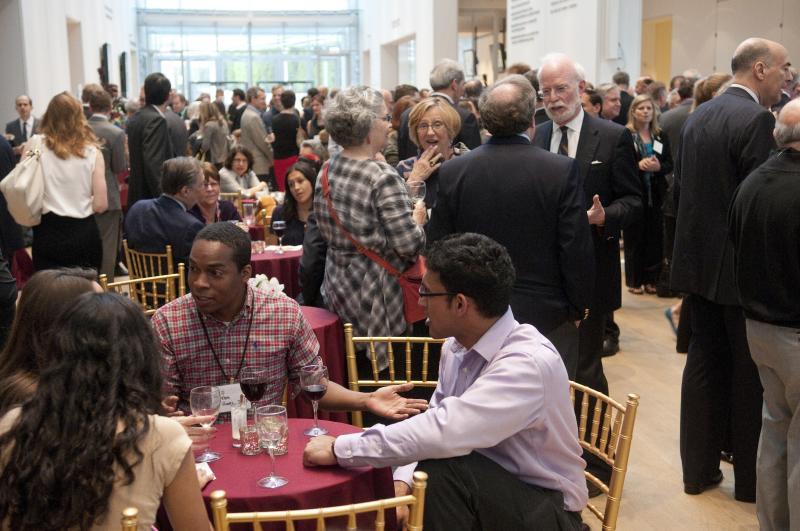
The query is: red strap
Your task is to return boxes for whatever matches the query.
[321,162,403,278]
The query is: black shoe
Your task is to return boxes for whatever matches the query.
[720,451,734,464]
[684,470,723,495]
[602,337,619,357]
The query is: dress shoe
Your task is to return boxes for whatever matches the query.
[602,337,619,357]
[586,480,604,498]
[684,470,723,495]
[720,451,734,464]
[115,261,129,277]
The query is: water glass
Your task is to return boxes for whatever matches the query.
[256,405,289,488]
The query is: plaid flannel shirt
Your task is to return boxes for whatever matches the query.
[152,285,319,411]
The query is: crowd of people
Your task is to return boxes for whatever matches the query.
[0,33,798,531]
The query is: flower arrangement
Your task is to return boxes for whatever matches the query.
[248,274,284,294]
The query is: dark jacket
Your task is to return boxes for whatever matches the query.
[0,136,23,257]
[729,147,800,327]
[126,105,172,207]
[427,135,594,332]
[671,86,776,304]
[534,113,642,313]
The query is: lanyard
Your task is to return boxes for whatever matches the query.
[198,303,256,384]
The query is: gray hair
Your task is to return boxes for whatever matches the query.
[322,86,384,148]
[161,157,202,195]
[245,86,263,103]
[429,59,465,91]
[774,109,800,147]
[479,74,536,136]
[539,53,585,83]
[596,83,619,100]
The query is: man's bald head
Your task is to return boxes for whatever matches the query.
[774,98,800,148]
[731,37,790,107]
[478,74,536,136]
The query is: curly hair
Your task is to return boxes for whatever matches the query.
[0,293,163,530]
[322,86,384,148]
[40,92,98,159]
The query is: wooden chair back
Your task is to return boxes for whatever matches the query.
[120,507,138,531]
[569,381,639,531]
[99,264,185,315]
[210,471,428,531]
[123,240,174,278]
[344,323,443,428]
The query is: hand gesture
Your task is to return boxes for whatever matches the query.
[408,146,442,182]
[161,395,183,416]
[587,194,606,226]
[172,415,218,452]
[303,435,338,467]
[366,383,429,420]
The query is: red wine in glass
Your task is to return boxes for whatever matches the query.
[302,384,328,402]
[241,381,267,403]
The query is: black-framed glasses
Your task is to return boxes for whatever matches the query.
[418,286,457,297]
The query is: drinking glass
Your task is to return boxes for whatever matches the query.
[189,385,222,463]
[272,220,287,254]
[256,405,289,488]
[240,366,268,420]
[406,181,426,204]
[243,201,256,225]
[300,364,329,436]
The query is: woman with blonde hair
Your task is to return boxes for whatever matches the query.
[32,91,107,271]
[624,94,673,294]
[197,101,230,167]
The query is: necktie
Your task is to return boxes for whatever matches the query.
[22,121,27,142]
[558,125,569,157]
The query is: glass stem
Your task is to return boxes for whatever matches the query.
[312,400,320,429]
[278,236,283,251]
[268,446,276,478]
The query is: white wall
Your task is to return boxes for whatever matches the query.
[0,0,27,120]
[643,0,800,78]
[358,0,459,89]
[5,0,137,120]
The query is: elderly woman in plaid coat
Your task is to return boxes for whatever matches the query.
[314,87,427,370]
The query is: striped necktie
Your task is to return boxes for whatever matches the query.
[558,125,569,157]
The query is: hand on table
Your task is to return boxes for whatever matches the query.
[173,415,218,452]
[303,435,338,467]
[366,383,428,420]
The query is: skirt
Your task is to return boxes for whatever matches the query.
[33,212,102,272]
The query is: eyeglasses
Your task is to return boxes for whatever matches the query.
[382,114,392,122]
[418,286,457,297]
[538,85,573,99]
[204,181,220,188]
[416,121,446,132]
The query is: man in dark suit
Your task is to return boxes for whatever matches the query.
[5,95,40,159]
[671,37,790,503]
[533,53,641,489]
[88,90,127,281]
[127,73,173,208]
[427,74,594,379]
[165,107,189,158]
[612,71,633,126]
[124,157,205,272]
[397,59,482,160]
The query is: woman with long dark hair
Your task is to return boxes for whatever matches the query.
[0,293,210,530]
[270,157,320,245]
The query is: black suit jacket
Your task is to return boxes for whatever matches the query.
[126,105,172,208]
[4,117,40,147]
[165,109,188,157]
[671,86,776,304]
[534,113,642,313]
[397,94,482,160]
[614,90,634,126]
[0,136,23,257]
[427,135,594,332]
[124,195,204,271]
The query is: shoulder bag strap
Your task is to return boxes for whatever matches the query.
[321,161,402,277]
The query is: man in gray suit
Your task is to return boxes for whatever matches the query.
[239,86,275,190]
[88,90,127,280]
[5,95,40,159]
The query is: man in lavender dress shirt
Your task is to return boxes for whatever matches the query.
[304,233,587,530]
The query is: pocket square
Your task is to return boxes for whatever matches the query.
[591,160,603,165]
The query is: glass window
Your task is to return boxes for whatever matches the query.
[398,39,416,86]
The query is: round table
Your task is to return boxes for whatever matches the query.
[294,307,348,424]
[250,249,303,299]
[204,419,395,531]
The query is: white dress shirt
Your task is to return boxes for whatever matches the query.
[549,109,584,159]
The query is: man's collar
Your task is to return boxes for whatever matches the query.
[247,104,261,114]
[729,83,760,105]
[161,193,188,211]
[430,91,455,105]
[90,113,109,121]
[454,307,517,362]
[151,104,166,118]
[557,108,584,132]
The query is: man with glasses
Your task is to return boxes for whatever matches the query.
[304,232,587,531]
[533,52,640,495]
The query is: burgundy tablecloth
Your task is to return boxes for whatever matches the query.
[250,249,302,298]
[204,419,394,531]
[292,307,348,424]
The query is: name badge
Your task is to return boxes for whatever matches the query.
[653,140,663,155]
[218,383,249,414]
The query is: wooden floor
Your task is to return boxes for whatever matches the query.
[580,290,758,530]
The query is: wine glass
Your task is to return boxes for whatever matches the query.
[406,181,426,204]
[272,220,287,254]
[300,364,329,436]
[240,366,268,420]
[256,405,289,488]
[189,385,222,463]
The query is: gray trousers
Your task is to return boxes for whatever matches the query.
[95,209,122,280]
[746,318,800,531]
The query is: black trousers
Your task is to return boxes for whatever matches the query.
[32,212,102,272]
[680,294,762,502]
[544,320,580,380]
[0,251,16,350]
[417,452,583,531]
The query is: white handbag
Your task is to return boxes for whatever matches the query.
[0,134,45,227]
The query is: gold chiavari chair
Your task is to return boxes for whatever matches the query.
[99,264,185,316]
[219,192,242,216]
[123,240,175,278]
[210,471,428,531]
[120,507,138,531]
[569,381,639,531]
[344,323,444,428]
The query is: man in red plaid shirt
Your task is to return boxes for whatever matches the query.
[153,222,428,419]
